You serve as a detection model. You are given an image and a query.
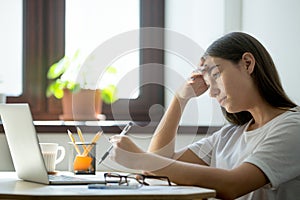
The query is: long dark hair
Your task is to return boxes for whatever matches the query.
[204,32,297,125]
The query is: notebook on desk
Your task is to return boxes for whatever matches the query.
[0,103,107,185]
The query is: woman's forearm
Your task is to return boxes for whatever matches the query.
[139,152,232,197]
[148,70,208,157]
[139,153,266,200]
[147,95,189,157]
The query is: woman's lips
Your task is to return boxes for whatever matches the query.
[218,96,227,106]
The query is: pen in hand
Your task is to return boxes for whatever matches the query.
[98,122,133,165]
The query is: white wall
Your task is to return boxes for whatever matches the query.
[0,134,14,170]
[165,0,300,126]
[164,0,226,126]
[242,0,300,105]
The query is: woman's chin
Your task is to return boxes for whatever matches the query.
[223,105,240,114]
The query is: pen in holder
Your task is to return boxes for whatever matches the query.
[68,142,96,175]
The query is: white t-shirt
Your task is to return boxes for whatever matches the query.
[188,106,300,200]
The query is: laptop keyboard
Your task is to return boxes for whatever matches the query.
[48,174,116,184]
[48,175,87,181]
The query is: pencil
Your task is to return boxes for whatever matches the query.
[83,131,103,157]
[76,127,88,152]
[67,129,81,155]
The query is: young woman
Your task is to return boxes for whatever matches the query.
[109,32,300,199]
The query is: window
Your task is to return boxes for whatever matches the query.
[65,0,140,99]
[0,0,22,96]
[7,0,165,122]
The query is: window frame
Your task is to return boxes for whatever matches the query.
[7,0,165,122]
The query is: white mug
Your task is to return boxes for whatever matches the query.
[39,143,65,173]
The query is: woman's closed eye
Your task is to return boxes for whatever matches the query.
[209,66,221,80]
[203,65,221,85]
[212,71,221,80]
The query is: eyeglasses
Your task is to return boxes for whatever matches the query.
[104,172,172,187]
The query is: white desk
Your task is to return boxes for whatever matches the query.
[0,172,216,200]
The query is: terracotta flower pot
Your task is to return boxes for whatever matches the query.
[59,89,105,121]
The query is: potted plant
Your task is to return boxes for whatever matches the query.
[46,50,118,120]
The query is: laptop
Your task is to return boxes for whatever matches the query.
[0,103,107,185]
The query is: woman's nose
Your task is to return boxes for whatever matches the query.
[209,84,220,98]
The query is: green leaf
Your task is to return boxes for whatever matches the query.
[46,82,55,97]
[105,66,117,74]
[66,82,81,93]
[53,88,64,99]
[46,80,66,99]
[101,85,117,104]
[72,49,81,61]
[47,57,70,79]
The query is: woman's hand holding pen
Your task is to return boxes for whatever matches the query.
[109,135,146,169]
[109,135,180,172]
[110,135,144,153]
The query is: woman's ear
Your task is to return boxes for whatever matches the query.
[241,52,255,74]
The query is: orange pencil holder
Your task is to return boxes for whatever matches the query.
[68,142,96,175]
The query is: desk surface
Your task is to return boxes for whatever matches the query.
[0,172,216,200]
